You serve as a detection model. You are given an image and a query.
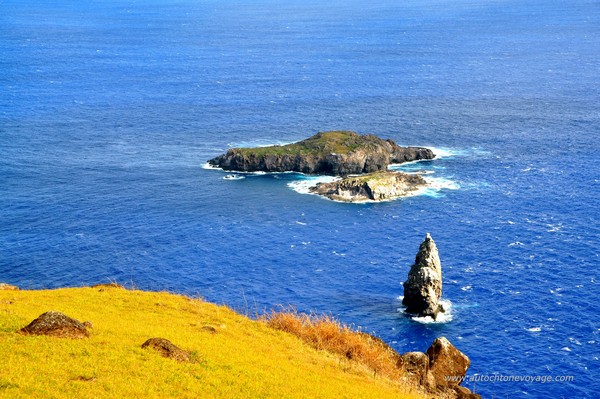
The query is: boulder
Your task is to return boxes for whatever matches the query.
[141,338,191,362]
[402,233,444,319]
[0,283,19,291]
[19,311,90,338]
[426,337,470,389]
[401,351,436,390]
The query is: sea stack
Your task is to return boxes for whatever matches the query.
[403,233,445,319]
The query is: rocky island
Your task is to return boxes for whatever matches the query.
[208,130,435,176]
[310,171,427,202]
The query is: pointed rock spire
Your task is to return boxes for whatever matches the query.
[402,233,444,319]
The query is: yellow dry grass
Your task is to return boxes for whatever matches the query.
[264,309,405,380]
[0,287,428,399]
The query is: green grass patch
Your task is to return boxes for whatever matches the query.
[234,131,386,157]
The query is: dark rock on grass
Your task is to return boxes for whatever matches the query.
[19,311,90,339]
[201,325,218,334]
[0,283,19,291]
[141,338,191,363]
[402,233,445,319]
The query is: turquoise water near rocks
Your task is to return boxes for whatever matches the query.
[1,1,599,397]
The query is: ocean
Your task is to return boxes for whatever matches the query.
[1,0,599,397]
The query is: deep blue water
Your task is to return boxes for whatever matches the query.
[1,0,599,397]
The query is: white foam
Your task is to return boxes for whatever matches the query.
[423,146,491,159]
[411,300,453,324]
[287,175,339,195]
[426,147,462,159]
[527,327,542,332]
[202,162,222,170]
[223,175,245,180]
[397,299,453,324]
[423,176,461,190]
[287,174,460,202]
[413,176,461,198]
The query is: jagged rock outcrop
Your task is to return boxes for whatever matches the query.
[401,337,479,398]
[309,171,427,202]
[208,131,435,176]
[427,337,471,390]
[402,233,444,319]
[19,311,90,338]
[141,337,192,363]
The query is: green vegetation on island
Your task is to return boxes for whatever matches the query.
[208,131,435,176]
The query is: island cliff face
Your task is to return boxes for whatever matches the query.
[208,131,434,176]
[310,171,427,202]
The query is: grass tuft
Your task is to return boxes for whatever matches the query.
[264,308,404,380]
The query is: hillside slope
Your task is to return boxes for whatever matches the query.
[0,286,428,399]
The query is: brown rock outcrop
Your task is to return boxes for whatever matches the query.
[0,283,19,290]
[309,171,427,202]
[401,337,478,398]
[427,337,471,390]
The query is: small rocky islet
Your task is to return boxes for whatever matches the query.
[208,130,435,202]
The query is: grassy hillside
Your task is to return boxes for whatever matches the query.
[0,286,428,399]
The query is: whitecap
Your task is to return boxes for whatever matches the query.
[295,221,307,226]
[414,176,461,198]
[202,162,222,170]
[405,299,453,324]
[425,147,463,159]
[562,347,571,352]
[461,285,472,291]
[287,175,339,195]
[527,327,542,332]
[509,241,524,247]
[222,175,245,180]
[546,224,563,232]
[423,176,461,190]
